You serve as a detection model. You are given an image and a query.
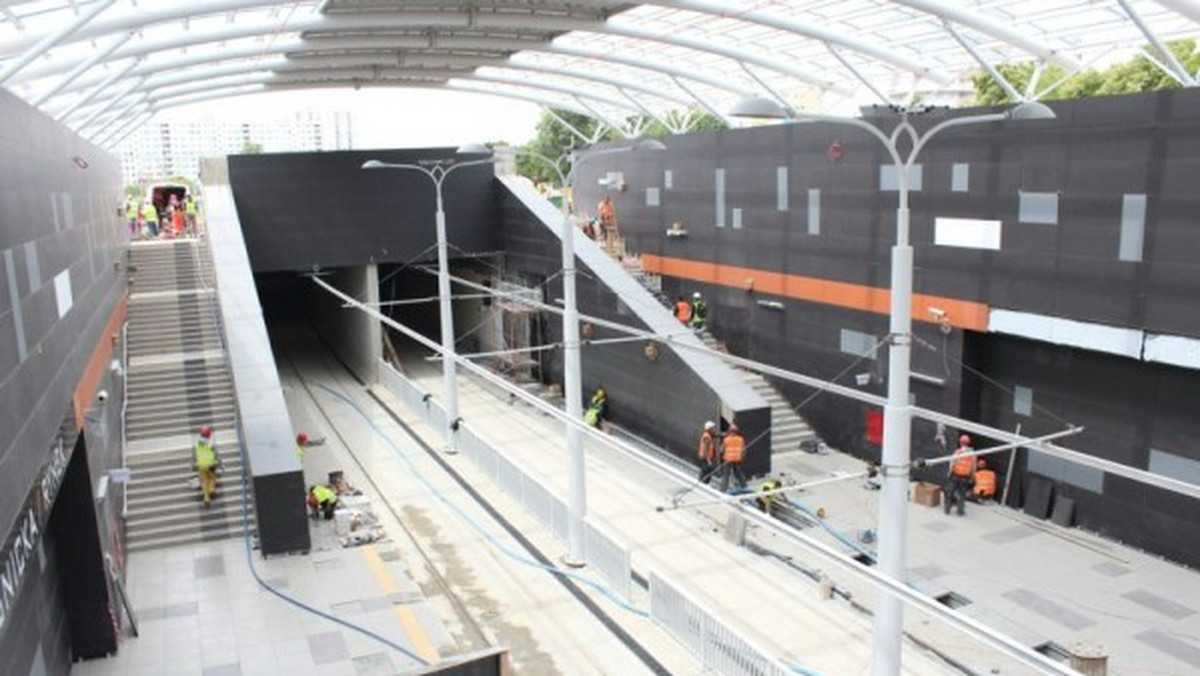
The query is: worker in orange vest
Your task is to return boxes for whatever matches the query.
[674,296,692,324]
[944,434,976,516]
[973,458,997,500]
[718,424,747,492]
[697,421,719,484]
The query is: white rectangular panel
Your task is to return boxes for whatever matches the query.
[935,217,1001,250]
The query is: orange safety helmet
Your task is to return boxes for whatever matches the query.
[199,425,213,439]
[728,424,740,433]
[296,432,308,445]
[959,434,972,446]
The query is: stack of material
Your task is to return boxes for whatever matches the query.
[335,494,386,547]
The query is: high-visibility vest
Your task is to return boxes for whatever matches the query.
[691,300,707,325]
[145,204,158,220]
[698,431,717,462]
[584,406,600,426]
[311,485,336,505]
[296,443,306,461]
[194,440,216,469]
[974,469,997,497]
[674,301,691,322]
[125,203,137,219]
[951,449,974,477]
[185,199,198,215]
[759,480,781,505]
[723,433,745,463]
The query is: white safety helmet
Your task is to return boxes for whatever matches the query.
[693,291,702,299]
[704,421,716,431]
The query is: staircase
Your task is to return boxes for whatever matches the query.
[606,235,817,456]
[123,238,250,552]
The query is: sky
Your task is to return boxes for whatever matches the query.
[158,87,544,149]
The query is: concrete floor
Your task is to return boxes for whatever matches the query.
[74,328,1200,676]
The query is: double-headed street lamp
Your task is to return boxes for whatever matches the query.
[362,150,497,453]
[516,139,665,566]
[729,97,1055,676]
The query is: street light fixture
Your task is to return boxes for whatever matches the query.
[362,148,498,453]
[729,96,1054,676]
[514,138,665,566]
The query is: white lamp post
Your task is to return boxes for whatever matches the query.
[516,139,665,566]
[729,97,1054,676]
[362,151,497,453]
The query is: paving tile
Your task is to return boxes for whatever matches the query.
[1090,561,1131,577]
[353,653,394,676]
[981,524,1037,544]
[1002,588,1095,630]
[1122,589,1196,620]
[1135,629,1200,667]
[921,521,952,533]
[195,555,227,579]
[202,664,241,676]
[307,631,351,665]
[908,564,948,580]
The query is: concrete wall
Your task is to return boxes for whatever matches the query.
[573,89,1200,567]
[228,150,499,273]
[0,89,126,674]
[312,265,381,385]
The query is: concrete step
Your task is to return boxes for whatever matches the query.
[126,460,244,486]
[126,514,252,552]
[127,499,251,534]
[128,419,237,442]
[126,401,237,422]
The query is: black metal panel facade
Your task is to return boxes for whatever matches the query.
[228,150,499,273]
[574,89,1200,567]
[0,89,126,674]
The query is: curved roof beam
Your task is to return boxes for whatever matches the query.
[638,0,949,85]
[544,42,752,100]
[495,60,692,108]
[890,0,1082,70]
[0,0,117,83]
[1153,0,1200,24]
[9,9,848,97]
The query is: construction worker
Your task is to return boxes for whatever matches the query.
[597,196,615,242]
[295,433,309,461]
[973,458,997,500]
[674,296,692,324]
[125,199,138,237]
[944,434,976,516]
[690,292,707,330]
[697,421,719,484]
[718,424,747,492]
[308,484,338,520]
[193,425,220,506]
[756,477,783,514]
[185,194,199,234]
[584,387,607,428]
[144,201,159,237]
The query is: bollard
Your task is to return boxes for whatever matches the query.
[1069,642,1107,676]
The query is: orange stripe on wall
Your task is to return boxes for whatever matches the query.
[73,295,128,430]
[641,254,989,332]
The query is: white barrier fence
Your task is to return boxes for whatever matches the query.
[378,361,630,598]
[650,573,792,676]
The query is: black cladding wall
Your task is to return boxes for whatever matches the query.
[0,90,126,673]
[574,89,1200,567]
[228,150,499,273]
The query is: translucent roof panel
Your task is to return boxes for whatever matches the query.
[0,0,1196,148]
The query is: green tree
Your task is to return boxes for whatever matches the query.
[124,183,143,200]
[516,109,618,185]
[240,140,263,154]
[637,109,728,138]
[971,39,1198,105]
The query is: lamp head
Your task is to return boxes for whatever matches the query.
[1007,100,1056,121]
[633,139,667,152]
[361,159,385,170]
[456,142,493,155]
[729,95,790,120]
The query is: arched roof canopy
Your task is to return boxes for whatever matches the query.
[0,0,1195,148]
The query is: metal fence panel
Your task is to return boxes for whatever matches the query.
[497,454,522,500]
[585,520,631,600]
[522,479,556,535]
[649,572,791,676]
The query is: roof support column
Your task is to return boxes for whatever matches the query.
[945,22,1024,102]
[668,75,728,125]
[0,0,116,85]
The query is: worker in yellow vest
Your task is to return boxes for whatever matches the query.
[193,425,220,506]
[185,194,199,235]
[308,484,338,519]
[144,201,159,237]
[295,432,309,461]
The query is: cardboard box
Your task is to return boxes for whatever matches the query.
[913,481,942,508]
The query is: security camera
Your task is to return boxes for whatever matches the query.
[97,389,109,403]
[928,307,947,320]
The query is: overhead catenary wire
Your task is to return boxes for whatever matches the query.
[310,274,1082,676]
[419,266,1200,501]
